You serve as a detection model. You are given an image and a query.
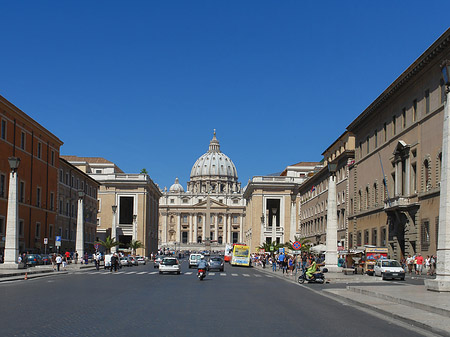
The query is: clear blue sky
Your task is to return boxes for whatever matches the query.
[1,1,449,190]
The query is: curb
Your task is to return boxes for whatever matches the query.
[347,286,450,318]
[0,271,69,283]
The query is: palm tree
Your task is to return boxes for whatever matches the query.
[95,236,120,254]
[129,240,144,256]
[140,168,148,174]
[285,236,311,252]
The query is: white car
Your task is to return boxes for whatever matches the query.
[374,259,405,280]
[136,256,146,265]
[188,254,204,268]
[159,257,181,274]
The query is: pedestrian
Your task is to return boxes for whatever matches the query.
[430,255,436,276]
[288,256,294,276]
[301,252,308,272]
[84,252,88,265]
[62,256,67,270]
[74,251,78,264]
[110,253,116,272]
[425,255,431,275]
[416,253,424,275]
[56,254,62,271]
[271,257,277,272]
[406,255,414,275]
[51,253,56,271]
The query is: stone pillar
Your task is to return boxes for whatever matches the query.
[111,206,117,253]
[426,79,450,292]
[215,214,219,242]
[193,214,198,244]
[227,214,232,243]
[202,213,207,241]
[3,165,19,267]
[239,214,243,243]
[163,212,167,245]
[272,209,277,244]
[290,200,296,242]
[325,175,340,272]
[394,162,399,196]
[405,157,411,196]
[75,192,84,260]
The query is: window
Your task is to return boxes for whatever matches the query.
[0,174,5,198]
[183,215,188,223]
[20,132,26,150]
[59,169,63,183]
[233,215,239,223]
[37,142,42,159]
[402,108,406,128]
[36,187,41,207]
[381,227,386,247]
[421,220,430,251]
[411,163,417,193]
[0,217,4,235]
[364,230,369,245]
[413,99,417,122]
[392,115,396,136]
[35,222,41,238]
[357,231,362,246]
[372,228,377,246]
[1,119,6,140]
[182,199,188,204]
[51,151,55,166]
[425,89,430,114]
[49,224,53,239]
[50,192,54,211]
[65,173,69,185]
[95,169,102,174]
[170,199,175,204]
[59,200,63,214]
[348,233,353,248]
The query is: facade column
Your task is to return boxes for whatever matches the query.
[405,157,411,196]
[189,214,193,243]
[272,209,277,244]
[215,214,219,242]
[290,199,296,242]
[193,214,198,244]
[177,214,181,243]
[239,214,243,243]
[163,212,167,245]
[394,162,399,196]
[426,72,450,292]
[111,205,117,253]
[75,191,85,260]
[202,213,207,241]
[227,214,232,244]
[2,158,20,267]
[325,174,340,272]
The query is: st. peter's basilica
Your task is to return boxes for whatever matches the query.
[158,131,245,251]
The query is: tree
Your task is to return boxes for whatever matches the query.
[95,236,120,254]
[258,241,285,255]
[140,168,148,174]
[129,240,144,255]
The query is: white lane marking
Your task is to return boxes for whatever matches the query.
[137,272,147,275]
[115,272,125,274]
[243,274,250,277]
[209,273,215,276]
[149,272,158,275]
[88,272,98,274]
[220,273,226,276]
[185,272,193,275]
[255,275,262,277]
[266,275,273,278]
[231,273,238,276]
[125,272,137,274]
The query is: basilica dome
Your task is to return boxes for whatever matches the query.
[169,177,184,193]
[190,131,238,181]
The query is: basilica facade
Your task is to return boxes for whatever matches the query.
[158,132,245,251]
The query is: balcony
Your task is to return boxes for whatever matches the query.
[384,196,418,212]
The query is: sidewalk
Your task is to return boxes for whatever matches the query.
[0,262,96,283]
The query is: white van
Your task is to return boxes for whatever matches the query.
[188,254,204,268]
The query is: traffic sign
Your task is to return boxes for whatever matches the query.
[269,246,274,252]
[44,238,48,245]
[55,236,61,247]
[279,248,285,254]
[94,243,99,250]
[293,241,302,250]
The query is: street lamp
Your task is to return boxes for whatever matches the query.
[133,214,137,242]
[111,205,117,253]
[425,60,450,292]
[324,160,340,272]
[1,157,21,268]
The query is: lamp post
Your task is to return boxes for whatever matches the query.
[426,60,450,292]
[75,191,85,263]
[2,157,21,268]
[111,205,117,253]
[325,162,340,272]
[133,214,137,242]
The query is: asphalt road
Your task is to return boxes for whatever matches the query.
[0,258,433,337]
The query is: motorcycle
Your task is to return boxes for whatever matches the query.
[197,268,206,281]
[297,268,327,284]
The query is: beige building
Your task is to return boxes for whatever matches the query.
[62,156,161,256]
[159,132,245,251]
[299,133,355,250]
[243,162,320,253]
[56,158,99,253]
[347,28,450,261]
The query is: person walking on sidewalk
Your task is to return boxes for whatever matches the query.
[416,254,424,275]
[271,256,277,272]
[406,255,414,275]
[56,254,62,271]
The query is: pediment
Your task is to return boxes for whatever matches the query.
[393,140,408,154]
[193,199,227,208]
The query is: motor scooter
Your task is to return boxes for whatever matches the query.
[297,268,327,284]
[197,268,206,281]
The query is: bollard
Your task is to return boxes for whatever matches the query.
[24,272,28,280]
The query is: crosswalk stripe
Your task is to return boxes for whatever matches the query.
[137,272,147,275]
[125,272,137,274]
[209,273,215,276]
[185,272,193,275]
[255,275,262,277]
[149,272,158,275]
[115,272,125,274]
[231,273,238,276]
[243,274,250,277]
[220,273,226,276]
[88,272,97,274]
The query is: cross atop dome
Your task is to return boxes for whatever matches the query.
[208,129,220,153]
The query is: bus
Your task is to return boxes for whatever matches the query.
[224,244,233,262]
[230,244,251,267]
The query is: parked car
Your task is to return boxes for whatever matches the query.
[119,257,131,267]
[374,259,405,280]
[188,254,204,268]
[129,256,139,266]
[41,255,51,265]
[159,257,181,274]
[136,256,146,265]
[154,256,163,268]
[208,257,224,272]
[26,254,43,266]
